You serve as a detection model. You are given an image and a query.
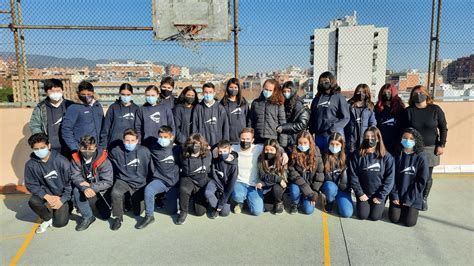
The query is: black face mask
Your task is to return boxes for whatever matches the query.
[81,150,96,160]
[240,141,251,150]
[354,93,366,102]
[227,89,239,97]
[189,144,201,154]
[382,93,391,101]
[363,139,377,148]
[265,152,276,160]
[161,89,172,98]
[413,93,427,104]
[317,82,331,92]
[184,96,195,105]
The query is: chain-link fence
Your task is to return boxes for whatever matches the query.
[0,0,472,107]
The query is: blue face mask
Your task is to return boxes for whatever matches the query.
[145,96,158,105]
[328,145,341,154]
[401,138,415,149]
[297,145,310,152]
[262,90,273,99]
[34,147,49,159]
[120,95,132,104]
[124,143,137,151]
[283,92,292,100]
[220,152,229,160]
[203,94,215,103]
[158,137,171,147]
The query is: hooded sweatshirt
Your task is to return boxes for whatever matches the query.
[192,100,229,147]
[180,151,212,188]
[173,103,194,145]
[221,99,249,144]
[24,150,72,203]
[211,151,239,209]
[109,144,151,189]
[135,103,175,147]
[309,93,350,136]
[149,142,180,187]
[99,100,139,149]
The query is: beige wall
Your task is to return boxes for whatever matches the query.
[0,102,473,187]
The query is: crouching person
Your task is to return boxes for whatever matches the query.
[71,135,113,231]
[24,133,72,234]
[109,128,151,230]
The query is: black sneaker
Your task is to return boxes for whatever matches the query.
[111,217,122,231]
[289,204,298,215]
[76,216,96,231]
[326,202,334,213]
[176,212,187,225]
[274,202,284,215]
[136,215,155,229]
[210,209,219,219]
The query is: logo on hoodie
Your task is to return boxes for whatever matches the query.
[126,158,140,167]
[215,170,224,178]
[149,112,161,123]
[231,107,242,115]
[364,162,381,172]
[193,165,207,174]
[318,101,331,107]
[52,117,63,126]
[160,155,175,164]
[205,117,217,125]
[122,113,135,120]
[400,166,416,175]
[43,170,58,180]
[382,118,396,126]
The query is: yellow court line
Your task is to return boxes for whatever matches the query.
[321,212,331,266]
[0,234,29,241]
[8,219,40,266]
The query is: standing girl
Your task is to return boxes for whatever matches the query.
[174,86,198,146]
[220,78,249,145]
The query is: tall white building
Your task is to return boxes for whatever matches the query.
[181,67,191,79]
[310,11,388,97]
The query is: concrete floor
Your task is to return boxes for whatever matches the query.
[1,176,473,265]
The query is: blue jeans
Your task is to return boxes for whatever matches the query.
[204,180,231,217]
[144,179,179,217]
[231,182,264,216]
[321,181,353,218]
[73,187,110,219]
[288,183,315,215]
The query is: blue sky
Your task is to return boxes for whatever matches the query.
[0,0,471,75]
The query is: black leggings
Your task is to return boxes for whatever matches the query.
[111,179,145,219]
[179,177,207,216]
[263,184,286,204]
[389,203,419,227]
[28,195,71,227]
[356,199,385,221]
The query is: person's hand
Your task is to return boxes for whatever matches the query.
[359,194,369,202]
[217,208,222,212]
[79,181,90,187]
[280,179,287,189]
[255,183,263,190]
[436,146,445,156]
[84,188,96,198]
[310,200,316,206]
[392,199,400,205]
[373,198,382,204]
[50,200,63,210]
[276,126,282,133]
[281,153,289,165]
[44,195,60,207]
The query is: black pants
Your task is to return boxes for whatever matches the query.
[356,199,385,221]
[389,203,419,227]
[28,195,70,227]
[179,177,207,216]
[111,179,145,219]
[263,184,286,204]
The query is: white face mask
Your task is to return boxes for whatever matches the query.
[49,92,63,102]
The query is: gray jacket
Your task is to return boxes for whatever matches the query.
[29,98,73,134]
[70,149,113,193]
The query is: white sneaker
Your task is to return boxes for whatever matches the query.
[35,219,52,234]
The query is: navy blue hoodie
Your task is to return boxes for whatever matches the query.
[348,152,395,200]
[149,142,180,187]
[24,150,72,203]
[192,101,229,147]
[135,104,175,147]
[344,105,377,153]
[160,96,176,110]
[211,151,239,209]
[109,144,151,189]
[220,100,249,144]
[99,100,139,149]
[62,101,104,151]
[180,152,212,188]
[390,152,429,210]
[309,93,350,136]
[173,103,194,145]
[375,107,407,154]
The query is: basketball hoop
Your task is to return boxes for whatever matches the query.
[162,24,208,53]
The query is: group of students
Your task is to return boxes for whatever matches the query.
[24,71,448,234]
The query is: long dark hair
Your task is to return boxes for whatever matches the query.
[291,131,317,172]
[258,139,287,179]
[221,78,247,107]
[400,127,425,154]
[176,85,198,106]
[359,126,386,159]
[282,81,298,115]
[316,71,339,96]
[324,132,346,173]
[348,84,375,110]
[183,133,210,158]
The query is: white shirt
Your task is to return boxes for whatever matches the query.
[231,143,263,186]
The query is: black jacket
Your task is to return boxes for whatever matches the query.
[109,144,151,189]
[211,151,239,209]
[288,147,324,201]
[280,95,310,148]
[24,150,72,203]
[180,152,212,187]
[248,94,287,147]
[70,149,114,193]
[99,100,139,149]
[324,163,349,192]
[173,103,194,145]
